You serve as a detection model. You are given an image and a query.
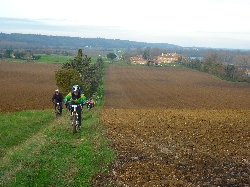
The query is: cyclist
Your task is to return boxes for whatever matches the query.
[87,98,93,109]
[52,89,64,116]
[64,85,87,129]
[89,98,96,109]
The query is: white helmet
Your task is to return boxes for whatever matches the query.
[72,85,80,92]
[55,89,59,92]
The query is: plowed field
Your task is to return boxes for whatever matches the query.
[1,61,250,186]
[0,61,60,113]
[101,65,250,186]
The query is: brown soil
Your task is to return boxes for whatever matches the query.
[0,61,60,113]
[101,65,250,186]
[1,62,249,186]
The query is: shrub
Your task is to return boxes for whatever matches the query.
[54,68,81,95]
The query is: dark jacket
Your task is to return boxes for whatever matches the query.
[52,92,64,103]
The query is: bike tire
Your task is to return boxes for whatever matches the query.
[55,110,59,119]
[73,114,77,134]
[55,105,60,119]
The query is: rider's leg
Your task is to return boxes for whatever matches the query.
[59,103,62,115]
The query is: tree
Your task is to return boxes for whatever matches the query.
[107,53,117,62]
[135,47,142,55]
[233,55,250,66]
[226,64,236,80]
[150,47,161,57]
[142,47,151,60]
[96,57,104,70]
[201,53,219,73]
[56,49,105,98]
[55,68,81,95]
[14,51,25,59]
[121,52,133,61]
[4,49,13,58]
[188,58,202,70]
[33,54,41,60]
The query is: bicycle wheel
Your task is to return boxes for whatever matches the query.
[55,109,59,118]
[55,104,60,118]
[72,114,77,134]
[56,110,59,118]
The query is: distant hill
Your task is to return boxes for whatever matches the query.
[0,32,180,50]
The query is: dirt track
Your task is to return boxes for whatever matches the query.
[101,65,250,186]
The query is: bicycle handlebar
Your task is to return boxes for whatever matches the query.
[67,102,87,106]
[69,103,83,109]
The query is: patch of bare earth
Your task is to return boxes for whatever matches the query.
[101,65,250,186]
[0,61,60,113]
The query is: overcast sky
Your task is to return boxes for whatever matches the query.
[0,0,250,49]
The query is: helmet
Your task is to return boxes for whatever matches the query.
[55,89,59,92]
[72,85,80,92]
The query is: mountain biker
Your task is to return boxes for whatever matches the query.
[87,98,93,109]
[89,98,96,108]
[64,85,87,129]
[52,89,64,115]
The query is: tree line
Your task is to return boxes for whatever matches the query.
[122,46,250,66]
[1,49,43,60]
[0,33,178,50]
[121,47,250,83]
[54,49,104,98]
[0,49,75,59]
[182,54,250,83]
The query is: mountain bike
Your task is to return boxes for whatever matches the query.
[53,101,61,118]
[87,102,93,110]
[70,104,81,134]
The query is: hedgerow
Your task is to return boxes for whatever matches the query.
[55,49,104,97]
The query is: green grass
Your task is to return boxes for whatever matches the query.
[3,54,108,64]
[0,58,113,186]
[0,103,115,186]
[2,55,74,64]
[35,54,74,63]
[0,110,53,158]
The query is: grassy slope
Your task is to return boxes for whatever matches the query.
[0,104,115,186]
[0,59,114,186]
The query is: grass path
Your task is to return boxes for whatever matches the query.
[1,107,114,187]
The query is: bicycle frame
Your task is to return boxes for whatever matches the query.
[71,104,80,134]
[55,102,60,118]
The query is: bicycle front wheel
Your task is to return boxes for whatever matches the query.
[72,114,77,134]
